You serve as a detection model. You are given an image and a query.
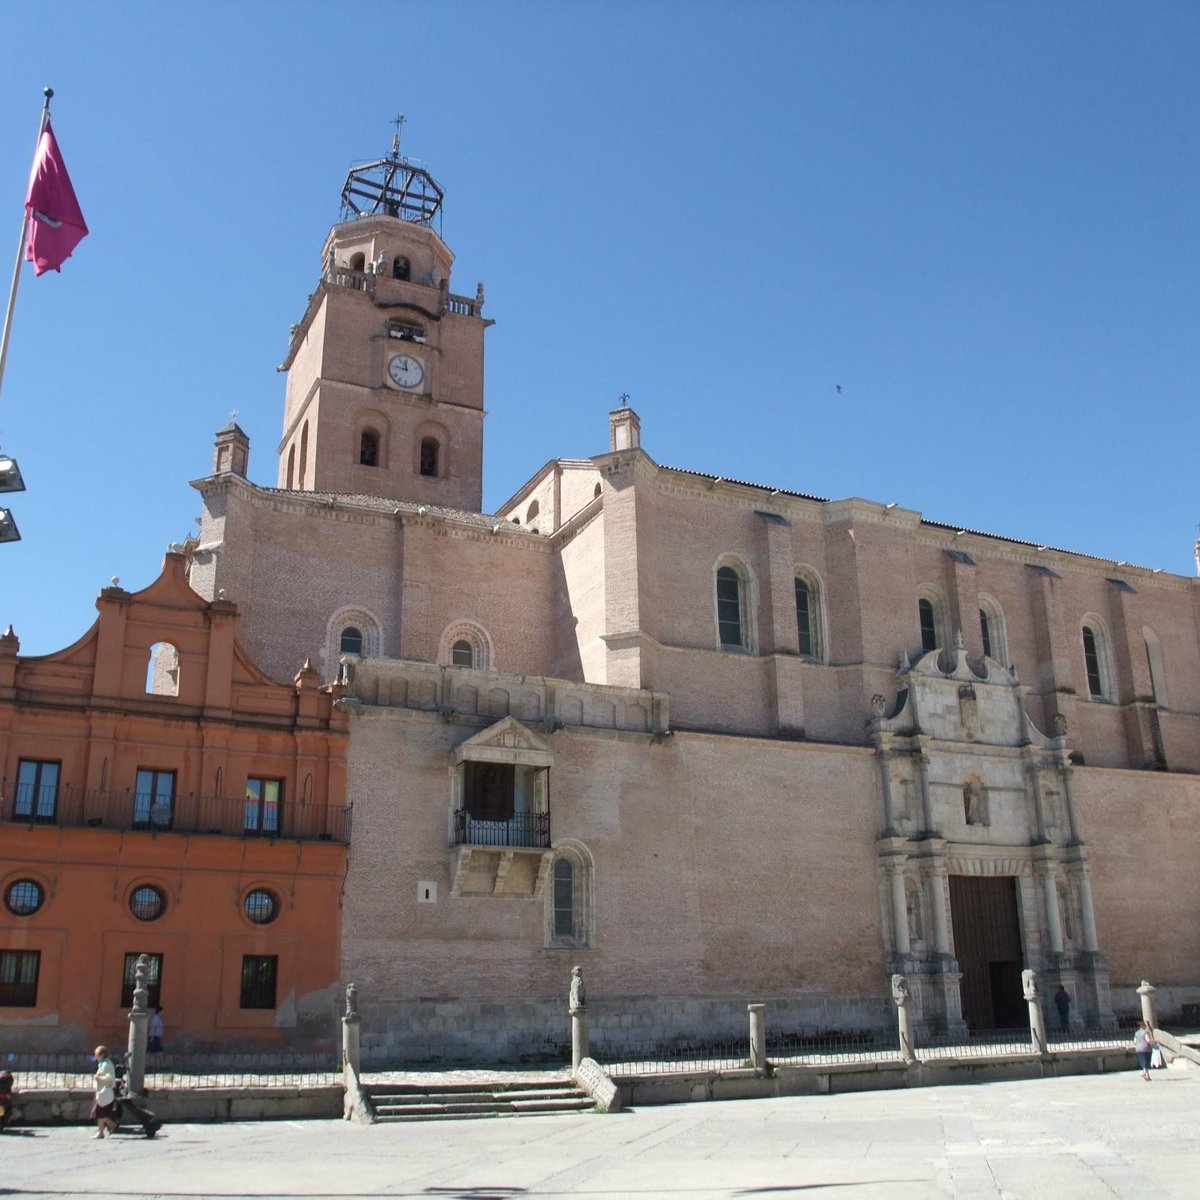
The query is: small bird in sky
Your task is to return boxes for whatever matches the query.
[836,385,842,394]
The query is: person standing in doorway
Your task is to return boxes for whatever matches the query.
[1053,985,1071,1032]
[1134,1020,1156,1081]
[147,1007,165,1054]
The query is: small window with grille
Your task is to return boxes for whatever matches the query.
[240,955,278,1009]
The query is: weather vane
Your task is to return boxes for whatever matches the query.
[618,392,630,408]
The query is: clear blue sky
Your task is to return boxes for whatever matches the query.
[1,1,1197,657]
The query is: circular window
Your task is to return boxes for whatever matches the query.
[5,879,43,917]
[244,889,278,925]
[129,885,166,922]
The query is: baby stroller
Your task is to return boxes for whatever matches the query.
[112,1054,163,1137]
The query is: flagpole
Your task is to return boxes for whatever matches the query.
[0,87,54,410]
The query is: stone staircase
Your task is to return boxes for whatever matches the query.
[364,1077,596,1122]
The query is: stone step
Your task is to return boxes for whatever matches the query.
[368,1086,582,1105]
[365,1080,595,1122]
[364,1078,572,1096]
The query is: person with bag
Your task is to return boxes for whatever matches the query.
[90,1045,118,1137]
[1133,1020,1156,1081]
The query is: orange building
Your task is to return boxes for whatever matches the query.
[0,550,349,1052]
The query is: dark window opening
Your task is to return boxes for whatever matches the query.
[15,759,59,823]
[452,639,474,668]
[240,955,278,1009]
[919,599,938,652]
[388,320,424,342]
[420,438,439,478]
[392,256,410,281]
[717,566,743,647]
[245,778,282,836]
[795,580,814,657]
[553,858,574,938]
[286,444,295,489]
[980,610,992,659]
[130,885,167,922]
[349,252,365,272]
[121,952,163,1008]
[0,950,40,1007]
[464,761,515,821]
[133,769,175,831]
[1082,626,1103,697]
[340,627,364,656]
[359,429,379,467]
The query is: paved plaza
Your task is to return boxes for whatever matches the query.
[3,1069,1199,1199]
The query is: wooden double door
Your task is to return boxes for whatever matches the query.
[949,875,1026,1031]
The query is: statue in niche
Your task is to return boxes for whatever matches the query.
[1057,881,1075,943]
[963,780,988,826]
[870,693,888,719]
[891,974,911,1008]
[904,879,923,944]
[1022,968,1039,1001]
[958,683,979,739]
[1053,713,1068,738]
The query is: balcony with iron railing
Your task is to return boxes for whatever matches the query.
[0,783,349,844]
[452,808,550,850]
[322,266,483,317]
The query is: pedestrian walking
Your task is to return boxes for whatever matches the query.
[1133,1019,1155,1081]
[91,1046,118,1137]
[147,1006,165,1054]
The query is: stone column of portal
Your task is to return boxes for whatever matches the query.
[1023,969,1048,1058]
[877,750,898,835]
[916,752,935,835]
[569,966,589,1071]
[892,975,917,1065]
[747,1004,766,1071]
[1025,754,1048,842]
[1042,866,1064,955]
[1137,981,1158,1031]
[126,954,150,1098]
[1056,761,1082,845]
[889,864,911,957]
[928,866,951,956]
[342,983,361,1079]
[1077,863,1100,953]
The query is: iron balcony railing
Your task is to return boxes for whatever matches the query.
[0,782,349,844]
[452,808,550,849]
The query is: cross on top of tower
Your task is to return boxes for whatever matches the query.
[339,117,444,229]
[390,114,406,158]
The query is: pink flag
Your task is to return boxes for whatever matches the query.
[24,120,88,276]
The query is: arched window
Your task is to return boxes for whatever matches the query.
[286,444,295,489]
[717,566,744,648]
[392,255,410,280]
[439,622,492,672]
[298,421,309,489]
[526,499,540,525]
[593,482,602,498]
[544,841,593,948]
[1081,617,1115,700]
[793,569,825,660]
[327,609,382,678]
[918,598,938,653]
[359,429,380,467]
[349,252,365,272]
[420,437,439,478]
[917,588,951,658]
[978,594,1008,667]
[340,627,364,656]
[146,642,180,696]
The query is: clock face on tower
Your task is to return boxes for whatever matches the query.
[388,353,425,389]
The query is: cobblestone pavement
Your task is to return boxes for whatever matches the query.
[3,1067,1199,1199]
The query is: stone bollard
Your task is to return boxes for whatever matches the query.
[342,983,361,1078]
[569,966,589,1072]
[892,974,917,1065]
[1022,969,1048,1057]
[747,1004,766,1070]
[126,954,150,1097]
[1137,980,1158,1031]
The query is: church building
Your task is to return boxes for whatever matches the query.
[49,139,1200,1057]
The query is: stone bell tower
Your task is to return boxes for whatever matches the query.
[277,125,492,511]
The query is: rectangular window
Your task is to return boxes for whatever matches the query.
[716,568,743,647]
[14,759,59,823]
[133,769,176,830]
[121,952,163,1009]
[919,599,938,653]
[463,761,515,821]
[980,610,993,659]
[240,955,278,1009]
[0,950,40,1007]
[1082,628,1103,697]
[553,859,575,938]
[244,778,282,836]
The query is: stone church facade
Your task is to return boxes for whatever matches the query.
[182,144,1200,1058]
